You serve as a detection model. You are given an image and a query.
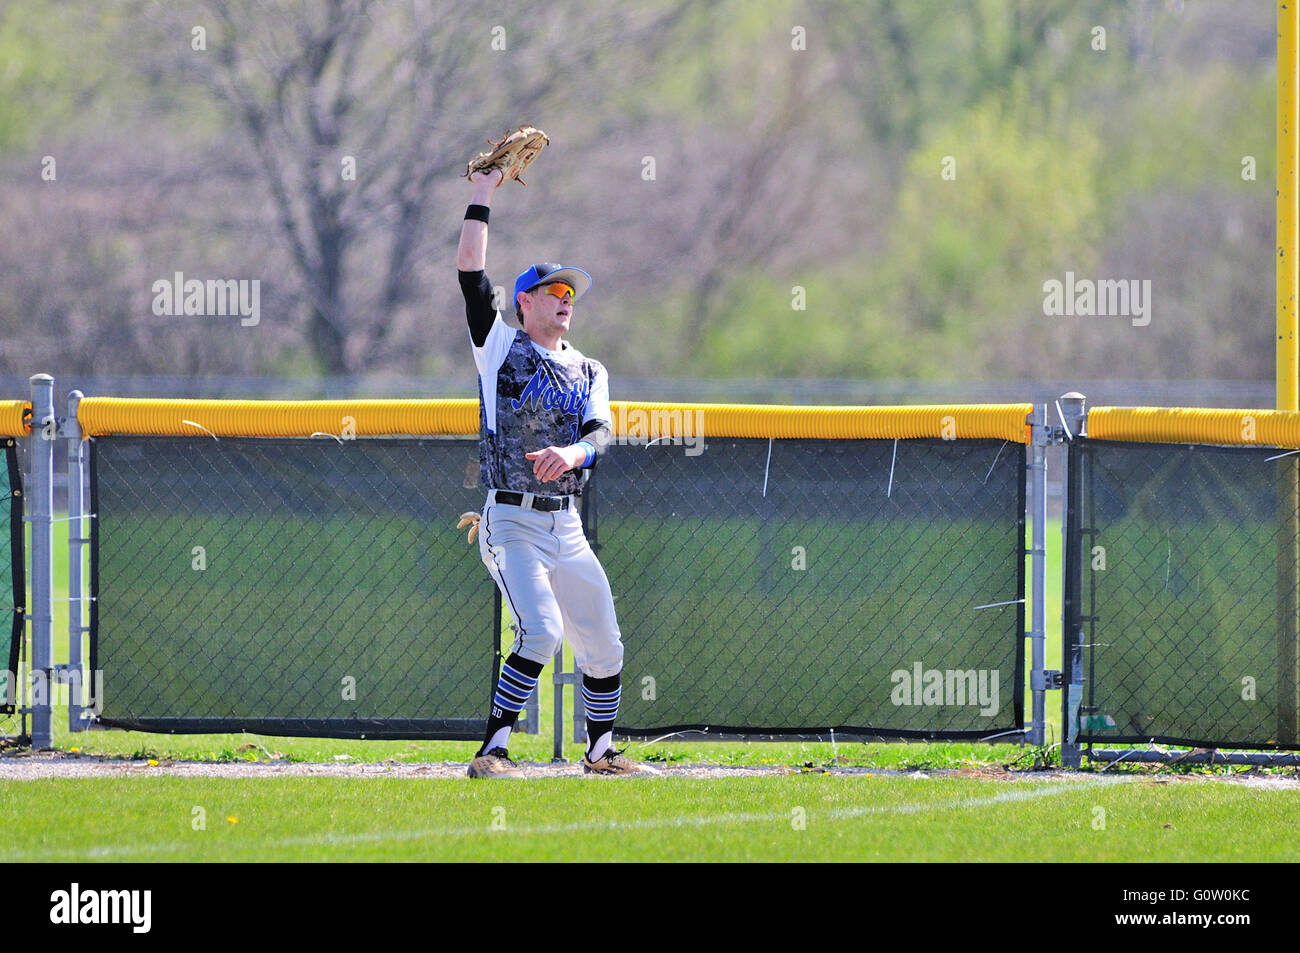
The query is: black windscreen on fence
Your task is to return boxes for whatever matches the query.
[90,436,493,739]
[1071,439,1300,750]
[593,437,1025,739]
[2,439,22,713]
[90,432,1026,741]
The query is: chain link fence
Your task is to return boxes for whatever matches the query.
[1070,439,1300,750]
[591,437,1025,739]
[88,432,1028,741]
[1,439,23,732]
[90,436,494,738]
[54,400,1300,753]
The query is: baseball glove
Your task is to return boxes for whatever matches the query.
[465,125,549,186]
[456,511,481,544]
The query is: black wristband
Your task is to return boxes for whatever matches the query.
[465,204,490,224]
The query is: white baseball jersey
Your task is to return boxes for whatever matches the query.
[459,269,611,496]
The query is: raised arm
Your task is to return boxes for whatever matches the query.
[458,168,505,348]
[457,168,503,271]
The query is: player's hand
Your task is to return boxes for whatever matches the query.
[526,445,584,482]
[468,168,504,190]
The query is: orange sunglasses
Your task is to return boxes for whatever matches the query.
[539,281,575,300]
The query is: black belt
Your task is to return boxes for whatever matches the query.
[491,490,572,511]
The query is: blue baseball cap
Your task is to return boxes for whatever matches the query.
[513,262,593,304]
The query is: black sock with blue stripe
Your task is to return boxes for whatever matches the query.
[583,672,621,761]
[478,653,543,756]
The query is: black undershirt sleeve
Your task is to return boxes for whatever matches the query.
[579,419,612,467]
[458,269,497,348]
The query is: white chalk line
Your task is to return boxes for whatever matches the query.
[2,778,1125,861]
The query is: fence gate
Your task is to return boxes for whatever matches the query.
[1063,403,1300,767]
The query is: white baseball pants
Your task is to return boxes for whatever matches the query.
[477,494,625,677]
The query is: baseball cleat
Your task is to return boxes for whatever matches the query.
[467,747,526,779]
[581,748,659,776]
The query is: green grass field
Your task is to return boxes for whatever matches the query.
[3,772,1297,863]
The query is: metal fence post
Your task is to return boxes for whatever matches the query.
[572,664,586,749]
[65,391,90,732]
[28,375,54,749]
[548,652,586,762]
[552,647,564,761]
[1027,404,1049,746]
[1058,392,1087,768]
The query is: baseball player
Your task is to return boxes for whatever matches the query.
[456,166,650,778]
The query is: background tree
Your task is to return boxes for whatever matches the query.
[0,0,1279,395]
